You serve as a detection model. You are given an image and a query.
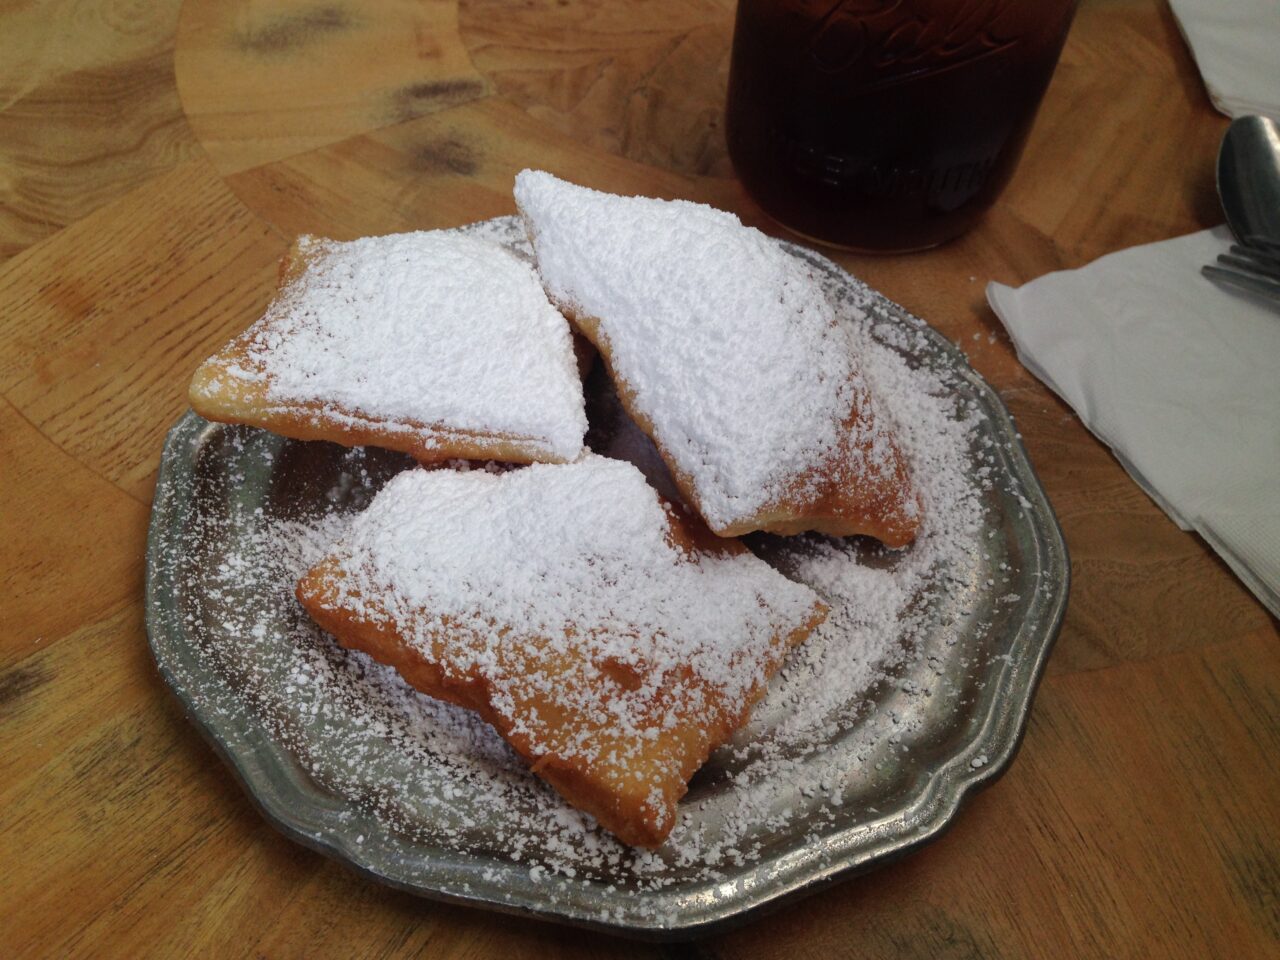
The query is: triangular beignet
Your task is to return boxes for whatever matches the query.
[514,170,922,545]
[190,230,587,464]
[296,457,826,847]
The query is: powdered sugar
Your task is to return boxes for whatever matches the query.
[320,457,820,725]
[514,170,906,532]
[226,230,587,460]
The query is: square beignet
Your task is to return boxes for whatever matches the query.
[296,456,826,847]
[514,170,922,545]
[190,230,588,464]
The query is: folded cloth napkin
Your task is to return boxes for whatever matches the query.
[1168,0,1280,119]
[988,226,1280,618]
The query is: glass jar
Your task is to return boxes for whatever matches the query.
[726,0,1078,252]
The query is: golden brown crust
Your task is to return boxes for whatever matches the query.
[296,506,826,848]
[189,362,573,465]
[566,307,923,546]
[188,237,582,466]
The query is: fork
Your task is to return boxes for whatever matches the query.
[1202,239,1280,304]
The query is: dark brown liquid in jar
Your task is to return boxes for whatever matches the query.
[726,0,1077,252]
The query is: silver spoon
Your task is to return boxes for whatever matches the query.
[1202,115,1280,303]
[1218,115,1280,248]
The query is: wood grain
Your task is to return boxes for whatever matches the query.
[224,95,714,240]
[0,0,197,265]
[176,0,490,175]
[459,0,737,177]
[0,162,287,502]
[0,0,1276,956]
[0,398,146,666]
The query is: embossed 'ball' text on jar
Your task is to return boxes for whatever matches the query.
[725,0,1078,252]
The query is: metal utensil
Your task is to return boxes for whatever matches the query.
[1202,263,1280,303]
[1218,115,1280,247]
[1203,243,1280,303]
[1202,115,1280,304]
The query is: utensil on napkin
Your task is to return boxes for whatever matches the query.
[1167,0,1280,120]
[987,226,1280,618]
[1202,115,1280,302]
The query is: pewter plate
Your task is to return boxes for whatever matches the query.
[145,221,1068,938]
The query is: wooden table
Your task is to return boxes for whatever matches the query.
[3,1,1276,955]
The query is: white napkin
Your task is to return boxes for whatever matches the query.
[1168,0,1280,119]
[987,226,1280,618]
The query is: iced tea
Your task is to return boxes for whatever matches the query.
[726,0,1077,251]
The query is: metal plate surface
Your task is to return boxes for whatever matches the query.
[145,223,1068,938]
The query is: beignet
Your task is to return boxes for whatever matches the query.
[190,230,587,464]
[296,456,826,847]
[514,170,922,545]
